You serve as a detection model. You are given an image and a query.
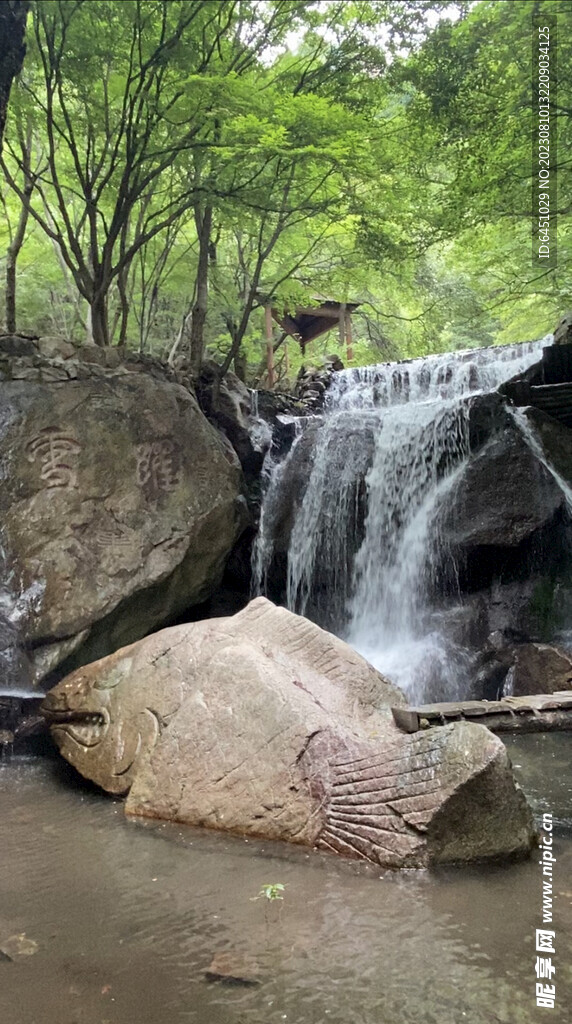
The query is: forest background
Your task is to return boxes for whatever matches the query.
[0,0,569,386]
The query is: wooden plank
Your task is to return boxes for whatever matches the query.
[275,312,302,343]
[391,707,420,733]
[531,395,572,408]
[531,382,572,397]
[391,691,572,734]
[301,316,339,343]
[294,303,360,319]
[296,306,346,319]
[477,711,572,733]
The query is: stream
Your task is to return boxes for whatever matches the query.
[1,735,571,1024]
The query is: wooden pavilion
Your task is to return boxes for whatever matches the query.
[263,298,360,387]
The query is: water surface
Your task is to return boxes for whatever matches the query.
[1,734,571,1023]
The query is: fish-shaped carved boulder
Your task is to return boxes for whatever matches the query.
[42,598,535,868]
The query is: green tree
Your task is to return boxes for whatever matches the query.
[0,0,29,154]
[392,0,572,328]
[1,0,311,347]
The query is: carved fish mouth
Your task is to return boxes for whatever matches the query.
[41,706,109,748]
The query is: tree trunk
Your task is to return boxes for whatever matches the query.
[86,303,94,344]
[189,205,212,376]
[5,135,32,333]
[233,349,247,381]
[167,288,196,365]
[117,268,130,347]
[5,260,16,333]
[0,1,29,155]
[90,290,109,347]
[255,332,287,380]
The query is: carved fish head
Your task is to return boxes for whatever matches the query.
[41,647,184,794]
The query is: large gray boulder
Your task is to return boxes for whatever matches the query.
[0,372,246,683]
[42,598,535,868]
[442,420,564,551]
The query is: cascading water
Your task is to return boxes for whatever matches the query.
[254,339,552,702]
[346,396,472,701]
[0,535,39,699]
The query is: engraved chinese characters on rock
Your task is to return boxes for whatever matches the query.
[135,439,180,500]
[26,427,81,489]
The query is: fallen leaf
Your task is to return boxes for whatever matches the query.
[0,933,39,958]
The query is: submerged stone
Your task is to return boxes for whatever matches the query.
[205,951,262,986]
[42,599,535,869]
[0,934,38,958]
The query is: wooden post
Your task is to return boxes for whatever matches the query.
[345,308,353,362]
[265,305,275,388]
[338,302,346,356]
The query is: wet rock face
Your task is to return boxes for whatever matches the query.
[553,311,572,346]
[256,414,374,625]
[43,599,535,868]
[441,421,565,551]
[195,362,271,481]
[504,643,572,697]
[264,417,374,558]
[0,695,45,751]
[0,371,246,682]
[428,407,572,689]
[0,611,31,691]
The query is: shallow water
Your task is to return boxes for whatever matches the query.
[1,736,571,1024]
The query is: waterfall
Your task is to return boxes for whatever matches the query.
[0,532,40,698]
[254,339,550,701]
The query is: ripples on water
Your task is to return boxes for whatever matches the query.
[1,739,571,1024]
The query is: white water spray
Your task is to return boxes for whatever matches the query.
[255,339,551,700]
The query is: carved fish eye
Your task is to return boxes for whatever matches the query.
[93,660,132,690]
[93,677,120,691]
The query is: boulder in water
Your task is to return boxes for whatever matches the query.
[42,599,535,868]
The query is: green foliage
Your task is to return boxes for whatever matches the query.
[0,0,568,374]
[251,883,286,902]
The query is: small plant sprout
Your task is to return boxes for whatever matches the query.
[251,883,286,902]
